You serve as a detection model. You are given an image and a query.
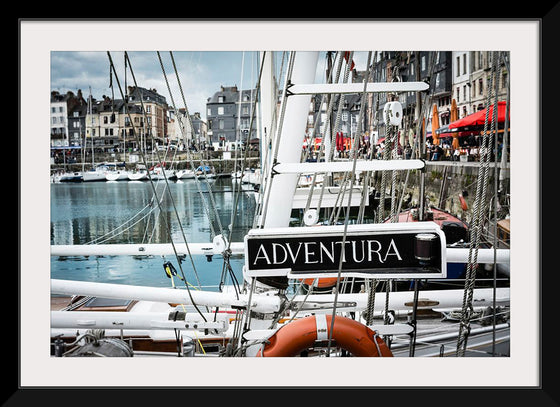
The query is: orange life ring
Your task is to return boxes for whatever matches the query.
[459,194,468,211]
[301,277,339,289]
[256,314,393,357]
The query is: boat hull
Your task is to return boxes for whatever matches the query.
[58,173,83,183]
[105,171,129,181]
[82,172,107,182]
[127,172,148,181]
[176,170,195,179]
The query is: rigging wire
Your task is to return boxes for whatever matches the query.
[395,51,439,218]
[223,52,265,296]
[84,182,168,245]
[252,51,288,229]
[256,51,296,228]
[106,51,207,322]
[456,51,501,356]
[326,51,371,356]
[164,51,221,240]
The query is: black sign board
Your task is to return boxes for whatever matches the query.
[244,223,446,279]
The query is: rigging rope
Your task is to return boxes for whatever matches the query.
[164,51,223,239]
[456,51,501,356]
[222,51,265,297]
[308,52,345,220]
[256,52,296,228]
[326,51,372,355]
[107,51,208,322]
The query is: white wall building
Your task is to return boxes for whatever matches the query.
[452,51,473,118]
[50,100,68,147]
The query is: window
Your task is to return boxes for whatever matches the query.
[463,85,467,101]
[104,116,108,124]
[207,107,212,117]
[456,56,460,76]
[218,96,225,103]
[218,106,224,115]
[219,119,224,130]
[456,87,460,102]
[462,53,467,75]
[478,78,483,95]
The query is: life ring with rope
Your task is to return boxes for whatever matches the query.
[256,314,393,357]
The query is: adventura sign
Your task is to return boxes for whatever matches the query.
[244,222,446,279]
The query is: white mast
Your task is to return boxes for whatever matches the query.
[263,51,319,228]
[259,51,275,163]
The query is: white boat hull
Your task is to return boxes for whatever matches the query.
[176,169,195,179]
[127,171,148,181]
[82,173,106,182]
[105,171,129,181]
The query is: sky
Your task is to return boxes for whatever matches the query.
[50,51,371,121]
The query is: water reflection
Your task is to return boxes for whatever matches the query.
[50,178,257,245]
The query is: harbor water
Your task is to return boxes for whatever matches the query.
[50,178,256,290]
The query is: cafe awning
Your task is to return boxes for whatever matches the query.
[448,101,509,130]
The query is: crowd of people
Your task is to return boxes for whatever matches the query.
[425,138,505,162]
[303,133,506,163]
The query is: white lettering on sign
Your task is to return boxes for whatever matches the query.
[252,239,402,267]
[253,244,271,264]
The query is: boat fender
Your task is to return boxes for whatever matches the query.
[303,209,319,226]
[459,194,468,211]
[256,314,393,357]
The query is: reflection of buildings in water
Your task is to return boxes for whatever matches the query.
[50,180,257,246]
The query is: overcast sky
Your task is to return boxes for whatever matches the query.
[50,51,371,120]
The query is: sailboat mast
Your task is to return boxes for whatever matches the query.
[89,86,94,167]
[259,51,274,165]
[263,51,319,228]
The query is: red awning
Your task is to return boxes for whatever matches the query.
[448,101,509,130]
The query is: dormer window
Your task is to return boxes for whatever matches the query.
[218,96,225,103]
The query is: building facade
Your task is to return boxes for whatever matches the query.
[50,90,87,147]
[81,86,169,154]
[206,86,258,150]
[51,51,509,162]
[168,108,208,150]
